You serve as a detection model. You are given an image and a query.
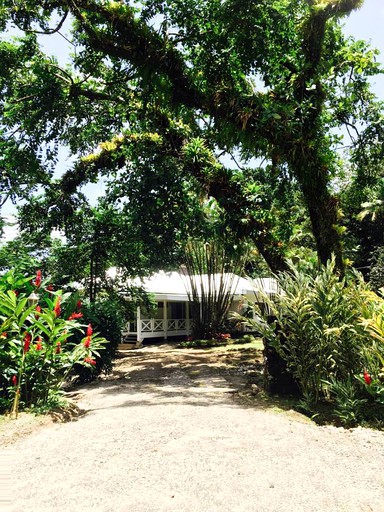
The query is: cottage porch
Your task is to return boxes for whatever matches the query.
[121,300,192,347]
[118,271,277,348]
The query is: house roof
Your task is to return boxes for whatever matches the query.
[123,271,277,302]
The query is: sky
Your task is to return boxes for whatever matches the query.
[2,0,384,238]
[343,0,384,95]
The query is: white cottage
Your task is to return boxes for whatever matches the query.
[120,271,277,347]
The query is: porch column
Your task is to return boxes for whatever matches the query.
[163,300,168,340]
[137,306,142,342]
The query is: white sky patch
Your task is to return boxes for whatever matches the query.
[1,216,19,242]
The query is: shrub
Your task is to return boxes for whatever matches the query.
[71,298,124,383]
[238,259,384,404]
[0,270,108,416]
[324,377,367,427]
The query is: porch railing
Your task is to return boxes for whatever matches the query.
[123,318,190,338]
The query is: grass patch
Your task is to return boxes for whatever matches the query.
[211,338,264,353]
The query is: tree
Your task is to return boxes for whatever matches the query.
[180,197,249,338]
[0,0,382,273]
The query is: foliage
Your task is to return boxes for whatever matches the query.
[339,163,384,283]
[0,240,36,274]
[0,270,108,416]
[71,297,124,383]
[179,333,256,349]
[0,1,382,274]
[182,232,247,339]
[324,377,367,427]
[253,259,370,401]
[237,259,384,416]
[360,300,384,379]
[369,247,384,292]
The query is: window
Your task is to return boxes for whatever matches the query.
[168,302,186,319]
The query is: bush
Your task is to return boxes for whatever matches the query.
[0,270,108,416]
[71,298,124,383]
[236,259,384,425]
[369,247,384,292]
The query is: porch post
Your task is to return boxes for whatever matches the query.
[163,300,168,340]
[137,306,142,342]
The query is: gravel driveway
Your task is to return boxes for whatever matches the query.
[2,344,384,512]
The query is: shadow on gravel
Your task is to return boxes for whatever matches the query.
[71,343,301,418]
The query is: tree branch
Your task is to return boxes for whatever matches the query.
[68,0,204,108]
[15,10,69,35]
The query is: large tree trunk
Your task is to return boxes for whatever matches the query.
[294,156,345,274]
[304,185,344,272]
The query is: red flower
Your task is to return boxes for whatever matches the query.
[0,332,7,338]
[84,357,96,366]
[23,333,32,353]
[11,375,17,386]
[47,283,53,292]
[364,370,372,385]
[55,342,61,354]
[84,336,91,349]
[36,337,43,351]
[217,333,231,339]
[87,324,93,337]
[76,300,82,310]
[68,312,83,320]
[53,296,61,317]
[35,270,42,288]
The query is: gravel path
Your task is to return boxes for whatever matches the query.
[2,345,384,512]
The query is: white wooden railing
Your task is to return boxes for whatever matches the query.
[123,318,190,340]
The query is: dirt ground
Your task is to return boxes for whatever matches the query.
[1,342,384,512]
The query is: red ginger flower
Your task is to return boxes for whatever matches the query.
[76,300,82,310]
[35,270,42,288]
[84,357,96,366]
[68,312,83,320]
[11,375,17,386]
[87,324,93,337]
[364,370,372,385]
[1,332,7,338]
[36,337,43,351]
[53,296,61,317]
[47,283,53,292]
[55,342,61,354]
[23,333,32,353]
[84,336,91,349]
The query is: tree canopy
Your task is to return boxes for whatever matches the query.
[1,0,383,275]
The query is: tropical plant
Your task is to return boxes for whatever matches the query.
[238,259,381,402]
[0,270,108,416]
[324,377,367,427]
[181,233,247,339]
[71,297,125,383]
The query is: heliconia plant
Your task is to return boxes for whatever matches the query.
[0,270,108,417]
